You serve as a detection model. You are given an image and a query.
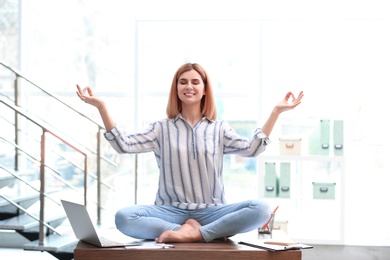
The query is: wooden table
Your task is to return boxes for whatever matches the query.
[74,230,302,260]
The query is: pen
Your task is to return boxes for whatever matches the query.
[260,205,279,230]
[238,241,276,252]
[284,246,302,250]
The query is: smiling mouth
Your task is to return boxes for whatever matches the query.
[184,93,195,96]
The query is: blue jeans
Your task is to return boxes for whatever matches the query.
[115,200,271,242]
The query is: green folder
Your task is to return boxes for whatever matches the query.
[320,119,330,155]
[308,119,330,155]
[333,120,344,156]
[279,162,290,198]
[264,162,277,198]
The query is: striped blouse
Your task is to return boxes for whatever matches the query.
[103,114,270,210]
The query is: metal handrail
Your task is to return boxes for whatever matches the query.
[0,163,61,207]
[0,97,88,245]
[0,137,85,197]
[0,194,61,235]
[0,107,118,174]
[0,60,104,129]
[0,60,115,224]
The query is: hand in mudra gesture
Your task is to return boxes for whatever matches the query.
[76,84,105,109]
[275,91,304,113]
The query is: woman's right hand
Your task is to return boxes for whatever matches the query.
[76,84,105,109]
[76,84,116,131]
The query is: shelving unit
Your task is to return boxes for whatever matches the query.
[258,155,345,245]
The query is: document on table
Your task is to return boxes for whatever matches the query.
[125,241,175,249]
[238,240,313,252]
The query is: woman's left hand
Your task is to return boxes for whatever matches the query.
[275,91,304,113]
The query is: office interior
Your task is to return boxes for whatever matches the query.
[0,0,389,258]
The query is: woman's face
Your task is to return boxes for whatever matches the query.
[177,69,205,107]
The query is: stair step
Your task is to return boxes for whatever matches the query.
[0,164,38,181]
[23,232,78,252]
[0,186,61,217]
[0,208,66,230]
[0,193,40,215]
[0,229,31,248]
[0,173,16,189]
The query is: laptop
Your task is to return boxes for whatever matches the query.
[61,199,142,247]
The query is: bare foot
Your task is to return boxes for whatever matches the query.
[155,219,203,243]
[184,219,201,229]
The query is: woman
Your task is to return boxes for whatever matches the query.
[76,63,303,243]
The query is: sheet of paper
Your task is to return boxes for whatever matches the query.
[125,241,175,249]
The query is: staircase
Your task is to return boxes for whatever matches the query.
[0,60,117,259]
[0,166,77,259]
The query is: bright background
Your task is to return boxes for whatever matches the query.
[1,0,389,246]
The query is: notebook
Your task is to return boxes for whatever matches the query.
[61,199,142,247]
[238,240,313,252]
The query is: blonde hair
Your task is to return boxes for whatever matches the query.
[166,63,217,120]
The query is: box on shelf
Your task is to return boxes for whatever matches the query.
[273,220,289,234]
[312,182,336,200]
[279,138,302,155]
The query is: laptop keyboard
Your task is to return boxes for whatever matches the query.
[99,237,124,246]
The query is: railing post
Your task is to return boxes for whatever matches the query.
[135,154,138,205]
[39,130,46,245]
[13,75,20,171]
[84,155,88,206]
[96,129,101,224]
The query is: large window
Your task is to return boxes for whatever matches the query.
[136,20,263,203]
[0,0,18,68]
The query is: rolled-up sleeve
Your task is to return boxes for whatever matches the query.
[103,126,121,141]
[103,125,157,154]
[223,124,271,157]
[253,128,271,144]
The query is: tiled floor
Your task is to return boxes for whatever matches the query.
[302,244,390,260]
[0,248,60,259]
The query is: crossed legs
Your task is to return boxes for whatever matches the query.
[115,200,270,243]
